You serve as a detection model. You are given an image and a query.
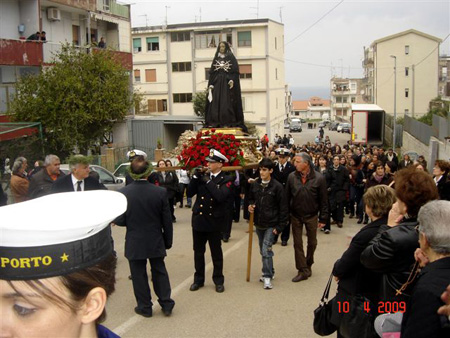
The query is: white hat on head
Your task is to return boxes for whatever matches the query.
[0,190,127,280]
[127,149,147,160]
[206,149,229,163]
[275,147,289,156]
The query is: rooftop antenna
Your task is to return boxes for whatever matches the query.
[279,6,284,23]
[139,14,149,27]
[164,6,170,27]
[250,0,259,19]
[199,7,202,22]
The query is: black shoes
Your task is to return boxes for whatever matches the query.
[281,241,288,246]
[134,307,152,318]
[189,283,204,291]
[162,308,173,317]
[337,222,343,228]
[215,285,225,293]
[357,218,363,224]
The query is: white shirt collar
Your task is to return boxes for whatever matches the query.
[71,174,84,191]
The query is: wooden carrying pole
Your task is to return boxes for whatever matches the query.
[246,212,254,282]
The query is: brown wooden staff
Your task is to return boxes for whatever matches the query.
[246,212,254,282]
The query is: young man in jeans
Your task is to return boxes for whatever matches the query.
[248,158,289,289]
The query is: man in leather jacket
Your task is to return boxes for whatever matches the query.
[248,158,288,289]
[286,152,329,282]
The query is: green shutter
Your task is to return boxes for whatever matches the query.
[146,37,159,43]
[238,31,251,41]
[133,38,141,48]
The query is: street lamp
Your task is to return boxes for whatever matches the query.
[390,55,397,149]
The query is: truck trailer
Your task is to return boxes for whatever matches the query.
[351,104,385,146]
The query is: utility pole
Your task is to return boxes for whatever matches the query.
[165,6,170,27]
[412,64,415,118]
[390,55,397,149]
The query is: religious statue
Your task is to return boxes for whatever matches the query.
[205,41,247,132]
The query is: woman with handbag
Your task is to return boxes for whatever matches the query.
[332,185,396,338]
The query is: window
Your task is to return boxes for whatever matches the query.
[405,45,409,55]
[351,97,356,103]
[404,109,409,115]
[405,88,409,98]
[171,31,190,42]
[145,69,156,82]
[238,31,251,47]
[275,37,277,50]
[405,67,409,76]
[275,68,278,80]
[343,97,348,103]
[336,96,342,103]
[239,64,252,79]
[205,68,211,81]
[134,69,141,82]
[173,93,193,103]
[276,98,278,109]
[194,31,220,49]
[133,38,142,53]
[172,62,192,72]
[350,83,356,91]
[146,37,159,51]
[147,99,167,113]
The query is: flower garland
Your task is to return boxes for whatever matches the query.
[177,129,245,170]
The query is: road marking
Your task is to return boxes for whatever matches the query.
[113,233,251,336]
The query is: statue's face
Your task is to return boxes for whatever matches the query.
[219,43,226,54]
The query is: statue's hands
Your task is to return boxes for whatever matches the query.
[209,85,214,90]
[228,80,234,89]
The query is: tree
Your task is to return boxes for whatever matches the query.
[9,44,135,157]
[192,89,207,118]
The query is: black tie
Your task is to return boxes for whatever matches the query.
[77,181,82,191]
[281,165,284,173]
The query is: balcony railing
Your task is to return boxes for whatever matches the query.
[96,0,130,19]
[0,39,43,66]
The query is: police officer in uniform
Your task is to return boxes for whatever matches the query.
[187,149,234,293]
[272,147,295,246]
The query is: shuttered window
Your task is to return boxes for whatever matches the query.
[145,69,156,82]
[134,69,141,82]
[133,38,141,52]
[238,31,251,47]
[239,64,252,79]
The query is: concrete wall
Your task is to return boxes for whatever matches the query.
[402,132,450,170]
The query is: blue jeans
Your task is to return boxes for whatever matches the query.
[255,228,275,278]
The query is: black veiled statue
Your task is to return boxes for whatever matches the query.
[205,41,247,132]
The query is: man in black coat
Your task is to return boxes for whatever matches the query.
[51,155,106,193]
[272,147,295,246]
[328,155,350,228]
[28,154,65,199]
[114,156,175,317]
[187,149,234,293]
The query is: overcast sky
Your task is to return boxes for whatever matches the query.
[122,0,450,99]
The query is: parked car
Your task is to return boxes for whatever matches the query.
[318,122,326,128]
[329,121,339,131]
[289,122,302,133]
[284,122,290,129]
[338,123,351,134]
[60,164,125,191]
[113,161,158,179]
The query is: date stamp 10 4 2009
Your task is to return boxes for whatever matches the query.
[337,301,406,314]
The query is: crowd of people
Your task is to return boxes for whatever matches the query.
[1,136,450,337]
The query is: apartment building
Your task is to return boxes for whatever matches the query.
[438,55,450,98]
[330,77,364,120]
[0,0,132,115]
[131,18,287,138]
[292,97,330,120]
[362,29,441,118]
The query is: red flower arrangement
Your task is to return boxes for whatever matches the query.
[177,129,245,170]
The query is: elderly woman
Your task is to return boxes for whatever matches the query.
[332,185,396,337]
[398,200,450,337]
[10,156,28,203]
[433,159,450,200]
[0,190,126,337]
[361,167,439,305]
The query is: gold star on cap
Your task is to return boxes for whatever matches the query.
[61,253,69,262]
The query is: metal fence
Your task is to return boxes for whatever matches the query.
[432,114,450,141]
[404,116,432,145]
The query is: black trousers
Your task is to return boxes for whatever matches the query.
[192,229,224,285]
[233,193,241,222]
[128,257,175,312]
[273,221,291,242]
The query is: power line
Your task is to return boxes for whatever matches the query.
[415,33,450,67]
[285,0,344,46]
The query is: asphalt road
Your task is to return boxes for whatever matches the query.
[284,125,351,147]
[105,200,362,337]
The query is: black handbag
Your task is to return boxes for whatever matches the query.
[339,295,377,338]
[313,273,337,336]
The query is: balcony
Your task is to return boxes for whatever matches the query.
[96,0,130,19]
[0,39,43,66]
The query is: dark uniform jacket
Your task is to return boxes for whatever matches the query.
[401,257,450,338]
[51,174,106,193]
[149,171,179,200]
[28,168,65,199]
[187,171,233,232]
[436,175,450,201]
[272,161,295,188]
[115,180,173,259]
[360,219,419,304]
[248,178,288,232]
[286,169,329,223]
